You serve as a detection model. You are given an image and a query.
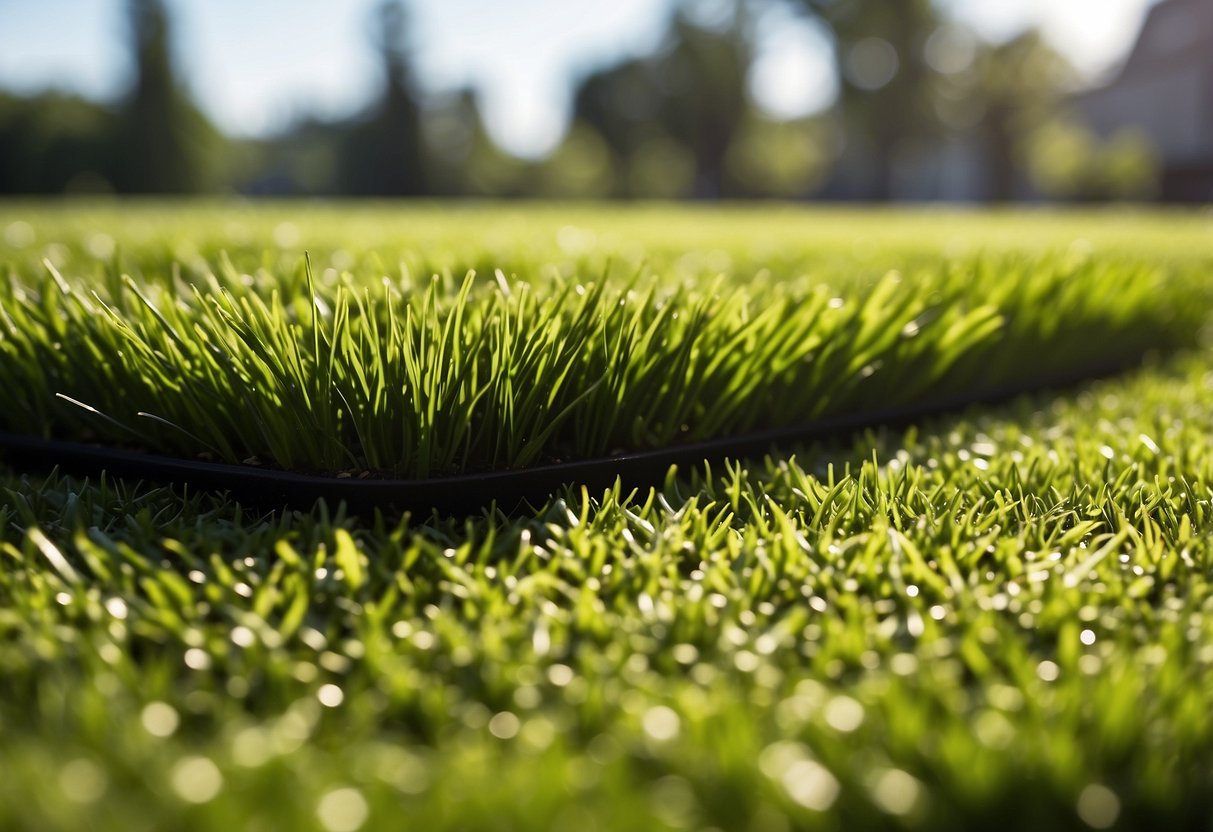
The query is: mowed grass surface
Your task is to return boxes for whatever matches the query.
[1,204,1213,831]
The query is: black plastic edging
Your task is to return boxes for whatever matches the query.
[0,360,1132,516]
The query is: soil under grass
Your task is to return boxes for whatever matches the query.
[1,203,1212,831]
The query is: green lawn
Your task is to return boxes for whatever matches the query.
[1,204,1212,830]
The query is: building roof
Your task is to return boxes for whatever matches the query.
[1074,0,1213,169]
[1117,0,1213,83]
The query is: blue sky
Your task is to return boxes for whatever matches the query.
[0,0,1155,158]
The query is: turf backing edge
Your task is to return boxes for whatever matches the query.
[0,358,1137,515]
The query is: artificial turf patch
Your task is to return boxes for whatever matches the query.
[1,210,1206,481]
[1,205,1212,830]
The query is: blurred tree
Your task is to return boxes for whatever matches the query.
[1024,118,1092,198]
[0,93,115,194]
[1098,129,1158,199]
[339,0,427,196]
[725,113,831,197]
[113,0,221,193]
[964,30,1075,201]
[573,58,662,165]
[627,136,697,198]
[653,9,751,197]
[535,122,617,198]
[796,0,943,200]
[423,89,530,197]
[243,118,347,196]
[572,57,696,198]
[570,2,749,198]
[1026,119,1158,201]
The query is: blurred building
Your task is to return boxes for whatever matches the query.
[1075,0,1213,202]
